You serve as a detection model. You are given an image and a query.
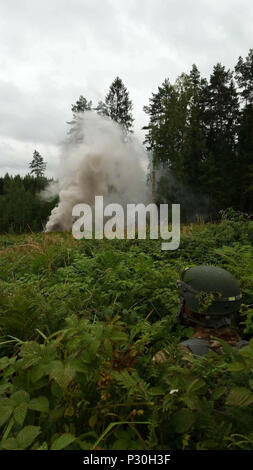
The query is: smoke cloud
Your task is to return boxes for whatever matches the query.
[45,112,149,232]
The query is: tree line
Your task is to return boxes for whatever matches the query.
[0,172,57,233]
[0,51,253,233]
[144,51,253,215]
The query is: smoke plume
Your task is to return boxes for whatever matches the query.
[45,112,149,232]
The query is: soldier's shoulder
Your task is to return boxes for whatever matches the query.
[179,338,210,356]
[152,337,251,364]
[152,338,209,364]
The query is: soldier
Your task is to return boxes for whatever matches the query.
[153,265,248,362]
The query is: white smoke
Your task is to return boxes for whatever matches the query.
[45,111,149,232]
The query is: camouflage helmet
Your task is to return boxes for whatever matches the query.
[177,265,242,326]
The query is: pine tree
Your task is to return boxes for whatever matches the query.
[143,76,194,214]
[29,150,47,178]
[181,65,207,189]
[143,75,201,182]
[143,78,182,167]
[235,49,253,106]
[235,50,253,211]
[103,77,134,134]
[95,100,108,117]
[202,63,239,210]
[71,95,92,114]
[143,64,242,215]
[67,95,92,145]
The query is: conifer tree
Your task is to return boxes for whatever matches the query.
[235,49,253,106]
[71,95,93,114]
[29,150,47,178]
[235,50,253,211]
[67,95,92,145]
[143,64,241,214]
[95,100,108,117]
[103,77,134,134]
[202,63,239,210]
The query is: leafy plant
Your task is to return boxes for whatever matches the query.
[0,220,252,449]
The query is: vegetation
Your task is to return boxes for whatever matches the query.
[69,76,134,140]
[0,52,252,450]
[29,151,47,179]
[98,76,134,134]
[0,173,57,233]
[2,50,253,235]
[144,50,253,215]
[0,218,252,450]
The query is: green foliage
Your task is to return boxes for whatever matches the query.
[0,319,253,450]
[71,96,92,114]
[0,221,252,449]
[29,150,47,179]
[103,77,134,134]
[219,208,252,222]
[0,173,58,233]
[144,51,253,215]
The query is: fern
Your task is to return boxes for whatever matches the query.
[111,370,151,401]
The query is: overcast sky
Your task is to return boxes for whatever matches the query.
[0,0,252,177]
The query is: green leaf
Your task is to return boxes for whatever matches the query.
[16,426,41,449]
[249,379,253,391]
[239,346,253,359]
[78,440,92,450]
[91,421,150,450]
[50,361,76,390]
[0,400,14,427]
[172,408,195,433]
[187,378,205,394]
[149,386,165,396]
[67,359,88,375]
[30,364,48,383]
[88,340,101,357]
[11,390,30,405]
[37,441,48,450]
[51,433,76,450]
[89,415,97,428]
[0,383,12,395]
[20,341,42,368]
[226,387,253,407]
[227,361,245,372]
[213,386,227,400]
[1,438,20,450]
[110,331,129,342]
[182,395,202,410]
[51,382,63,399]
[104,339,113,357]
[0,357,11,370]
[29,396,49,413]
[49,407,64,422]
[112,438,129,450]
[2,417,15,441]
[14,403,28,426]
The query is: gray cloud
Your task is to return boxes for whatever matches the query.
[0,138,60,177]
[0,0,252,175]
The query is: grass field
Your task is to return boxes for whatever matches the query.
[0,219,253,450]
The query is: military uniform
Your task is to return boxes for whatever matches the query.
[153,265,248,362]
